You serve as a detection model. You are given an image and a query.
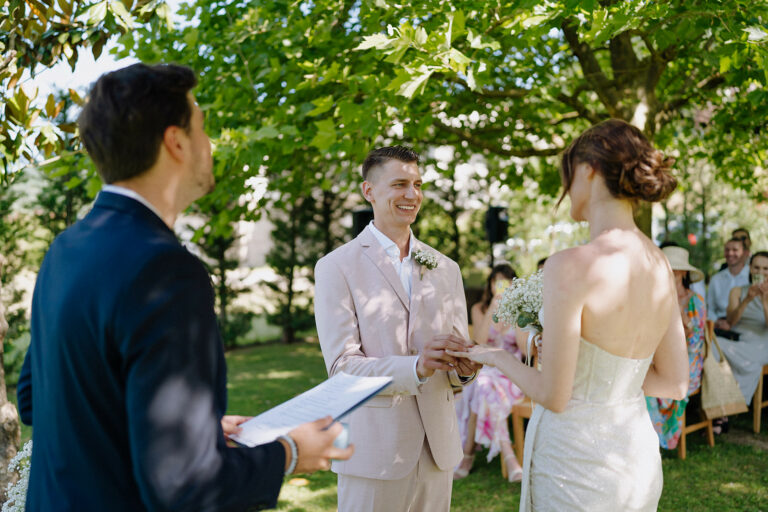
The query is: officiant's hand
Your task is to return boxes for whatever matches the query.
[221,415,251,440]
[286,416,354,474]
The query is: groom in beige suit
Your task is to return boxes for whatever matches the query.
[314,146,480,512]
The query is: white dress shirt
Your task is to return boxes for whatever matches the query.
[707,264,750,320]
[368,222,414,298]
[367,222,426,384]
[101,184,164,222]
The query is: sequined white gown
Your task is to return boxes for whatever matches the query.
[519,338,662,511]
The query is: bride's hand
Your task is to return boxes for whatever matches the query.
[447,345,507,367]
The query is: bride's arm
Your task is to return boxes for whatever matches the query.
[642,291,688,400]
[492,251,583,412]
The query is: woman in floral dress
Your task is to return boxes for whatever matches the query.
[454,264,526,481]
[645,245,707,449]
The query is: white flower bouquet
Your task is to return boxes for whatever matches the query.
[493,269,544,368]
[493,269,544,331]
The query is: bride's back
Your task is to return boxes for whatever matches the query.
[576,229,675,360]
[554,119,680,361]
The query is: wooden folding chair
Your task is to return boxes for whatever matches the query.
[677,387,714,460]
[753,364,768,434]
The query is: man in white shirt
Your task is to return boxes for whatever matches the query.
[314,146,480,512]
[708,238,750,329]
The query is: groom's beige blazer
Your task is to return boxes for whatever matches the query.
[314,226,469,480]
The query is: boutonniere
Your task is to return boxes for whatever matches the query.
[413,250,438,280]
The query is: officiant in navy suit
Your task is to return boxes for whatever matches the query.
[16,63,352,511]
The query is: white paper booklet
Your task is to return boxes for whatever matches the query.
[230,372,392,448]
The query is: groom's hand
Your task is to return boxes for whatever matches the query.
[433,334,483,376]
[417,334,475,379]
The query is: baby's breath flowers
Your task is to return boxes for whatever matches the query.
[414,250,438,280]
[494,269,544,330]
[494,269,544,368]
[3,440,32,512]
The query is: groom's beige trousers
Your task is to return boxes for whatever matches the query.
[336,438,452,512]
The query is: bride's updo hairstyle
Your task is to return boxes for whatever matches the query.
[558,119,677,205]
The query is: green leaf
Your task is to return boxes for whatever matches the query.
[64,176,83,189]
[309,119,336,150]
[86,1,108,24]
[398,68,433,98]
[449,10,465,43]
[355,33,393,51]
[719,55,732,74]
[253,125,280,140]
[307,95,334,116]
[109,1,134,29]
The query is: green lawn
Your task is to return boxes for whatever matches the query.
[9,341,768,510]
[225,342,768,512]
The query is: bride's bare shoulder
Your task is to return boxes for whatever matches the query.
[542,246,601,290]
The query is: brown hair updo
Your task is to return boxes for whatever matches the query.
[558,119,677,205]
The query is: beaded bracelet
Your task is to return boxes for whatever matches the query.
[279,434,298,476]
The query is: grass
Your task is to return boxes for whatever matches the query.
[226,342,768,512]
[9,341,768,510]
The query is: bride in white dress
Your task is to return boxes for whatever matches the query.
[451,119,690,511]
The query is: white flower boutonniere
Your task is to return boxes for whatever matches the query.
[414,250,438,280]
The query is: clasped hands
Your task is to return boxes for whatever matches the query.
[746,281,768,302]
[416,334,483,379]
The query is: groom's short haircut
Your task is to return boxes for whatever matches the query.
[362,146,420,182]
[78,63,198,184]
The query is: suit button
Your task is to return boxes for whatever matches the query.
[410,348,418,355]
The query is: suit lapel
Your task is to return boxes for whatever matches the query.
[359,228,410,312]
[408,238,426,339]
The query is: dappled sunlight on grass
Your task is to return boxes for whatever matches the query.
[221,342,768,511]
[263,370,304,380]
[276,471,340,512]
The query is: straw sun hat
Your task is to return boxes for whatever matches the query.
[662,246,704,283]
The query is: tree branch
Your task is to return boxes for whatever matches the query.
[660,73,725,115]
[561,19,621,116]
[441,74,529,99]
[555,90,603,124]
[435,122,562,157]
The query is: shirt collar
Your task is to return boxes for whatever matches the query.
[100,184,164,222]
[368,221,415,260]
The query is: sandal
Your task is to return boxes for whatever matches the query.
[503,454,523,483]
[712,417,729,435]
[453,453,475,480]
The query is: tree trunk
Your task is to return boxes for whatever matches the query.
[282,205,298,344]
[0,284,21,501]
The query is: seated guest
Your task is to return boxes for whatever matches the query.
[708,238,750,330]
[720,227,752,271]
[646,246,707,448]
[454,264,525,482]
[717,251,768,409]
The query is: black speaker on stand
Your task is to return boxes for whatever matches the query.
[485,206,509,267]
[352,207,374,238]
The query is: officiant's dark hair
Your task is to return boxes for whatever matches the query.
[558,119,676,206]
[79,63,198,184]
[362,146,420,181]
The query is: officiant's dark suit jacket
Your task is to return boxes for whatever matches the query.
[17,191,284,511]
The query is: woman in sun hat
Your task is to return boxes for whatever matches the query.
[646,244,708,448]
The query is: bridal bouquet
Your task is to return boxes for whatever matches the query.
[493,269,544,368]
[493,269,544,331]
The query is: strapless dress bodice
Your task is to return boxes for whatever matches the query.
[571,338,653,404]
